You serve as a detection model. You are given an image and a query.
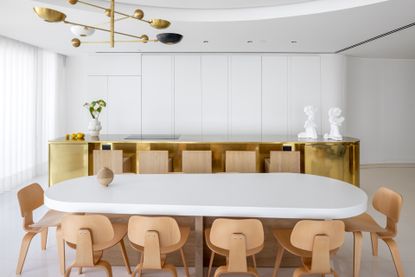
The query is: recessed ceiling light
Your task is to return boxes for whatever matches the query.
[247,40,253,43]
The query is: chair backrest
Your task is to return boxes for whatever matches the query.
[138,150,169,174]
[61,214,114,263]
[182,150,212,173]
[372,187,403,236]
[225,151,256,173]
[269,151,301,173]
[17,183,44,230]
[128,216,181,269]
[93,150,123,174]
[290,220,345,274]
[210,218,264,272]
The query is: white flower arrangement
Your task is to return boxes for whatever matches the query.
[83,99,106,119]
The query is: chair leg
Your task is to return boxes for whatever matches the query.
[180,248,190,277]
[163,264,178,277]
[56,226,66,275]
[41,228,48,250]
[383,238,404,277]
[252,255,257,271]
[16,232,36,274]
[207,252,215,277]
[370,232,379,256]
[78,267,83,274]
[293,267,307,277]
[118,239,132,274]
[97,260,113,277]
[64,265,73,277]
[272,245,285,277]
[353,231,363,277]
[137,254,144,277]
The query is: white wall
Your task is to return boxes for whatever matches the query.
[346,57,415,164]
[64,53,346,138]
[63,53,415,164]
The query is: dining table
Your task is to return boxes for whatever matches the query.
[45,172,368,277]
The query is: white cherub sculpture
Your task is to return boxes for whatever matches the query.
[324,107,344,141]
[298,105,318,139]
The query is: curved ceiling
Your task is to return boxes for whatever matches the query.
[41,0,389,22]
[115,0,313,9]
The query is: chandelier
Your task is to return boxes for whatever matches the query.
[33,0,183,48]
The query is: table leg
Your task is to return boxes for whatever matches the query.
[56,226,66,275]
[195,216,204,277]
[353,231,362,277]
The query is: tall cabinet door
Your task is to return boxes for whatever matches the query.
[174,55,202,136]
[229,55,262,135]
[107,76,141,134]
[288,56,321,136]
[141,55,174,135]
[201,55,229,135]
[86,76,108,134]
[262,56,288,135]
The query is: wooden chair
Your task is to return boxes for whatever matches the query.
[127,216,190,277]
[265,151,301,173]
[225,151,256,173]
[137,150,173,174]
[182,150,212,173]
[16,183,65,275]
[272,220,345,277]
[61,214,131,277]
[93,150,133,174]
[343,187,404,277]
[207,218,264,277]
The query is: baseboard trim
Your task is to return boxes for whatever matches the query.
[361,163,415,169]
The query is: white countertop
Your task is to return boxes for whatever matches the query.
[45,173,367,219]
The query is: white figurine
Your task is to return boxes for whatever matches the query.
[324,107,344,141]
[298,105,318,139]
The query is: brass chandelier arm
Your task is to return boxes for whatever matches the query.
[110,0,114,47]
[77,0,151,23]
[64,20,146,39]
[81,39,157,44]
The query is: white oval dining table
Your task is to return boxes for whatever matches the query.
[46,173,368,277]
[46,173,367,219]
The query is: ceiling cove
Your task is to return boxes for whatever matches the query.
[36,0,389,22]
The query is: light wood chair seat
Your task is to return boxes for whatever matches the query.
[272,229,340,259]
[265,151,301,173]
[207,218,264,277]
[182,150,212,173]
[225,151,257,173]
[66,222,128,251]
[61,214,132,277]
[129,226,190,254]
[342,187,404,277]
[127,216,190,277]
[137,150,173,174]
[272,220,345,277]
[343,213,386,234]
[29,209,66,229]
[16,183,66,275]
[205,228,263,257]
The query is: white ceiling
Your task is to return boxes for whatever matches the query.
[1,0,415,58]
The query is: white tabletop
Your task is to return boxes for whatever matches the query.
[45,173,367,219]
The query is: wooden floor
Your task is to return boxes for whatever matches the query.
[2,167,415,276]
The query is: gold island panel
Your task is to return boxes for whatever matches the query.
[48,135,360,186]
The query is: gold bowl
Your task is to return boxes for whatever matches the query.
[150,19,170,29]
[33,7,67,23]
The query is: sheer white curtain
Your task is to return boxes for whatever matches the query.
[0,36,65,193]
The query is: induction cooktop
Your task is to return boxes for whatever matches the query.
[124,134,181,140]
